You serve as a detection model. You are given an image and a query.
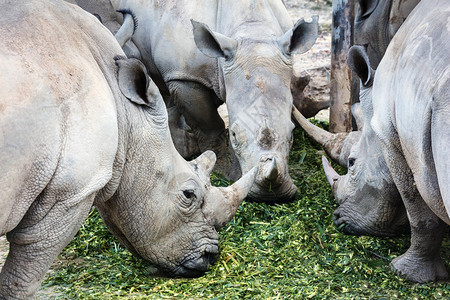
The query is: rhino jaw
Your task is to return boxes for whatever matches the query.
[171,242,219,278]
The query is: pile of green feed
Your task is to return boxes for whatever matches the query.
[44,124,450,299]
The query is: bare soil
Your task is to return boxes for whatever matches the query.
[0,1,332,298]
[287,0,332,121]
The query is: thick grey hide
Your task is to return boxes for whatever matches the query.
[73,0,319,203]
[354,0,421,68]
[331,0,450,283]
[0,1,257,298]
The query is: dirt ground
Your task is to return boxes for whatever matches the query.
[0,1,333,298]
[287,0,332,121]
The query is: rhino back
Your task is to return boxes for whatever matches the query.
[217,0,291,38]
[68,0,120,33]
[114,0,291,101]
[371,0,450,223]
[114,0,219,95]
[0,0,121,233]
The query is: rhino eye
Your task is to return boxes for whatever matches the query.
[183,189,196,199]
[348,158,356,168]
[178,188,199,213]
[230,130,241,149]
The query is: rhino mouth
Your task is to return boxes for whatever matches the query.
[172,242,219,278]
[247,181,297,203]
[333,208,408,237]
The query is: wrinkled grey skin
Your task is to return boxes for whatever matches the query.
[294,0,424,235]
[0,1,257,298]
[321,83,409,237]
[72,0,319,203]
[325,0,449,283]
[293,103,409,238]
[355,0,421,68]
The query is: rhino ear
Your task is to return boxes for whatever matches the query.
[357,0,379,18]
[347,45,375,87]
[190,150,217,177]
[278,16,319,56]
[116,57,163,110]
[191,19,238,59]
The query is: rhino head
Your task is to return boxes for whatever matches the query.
[96,58,257,277]
[293,46,409,236]
[191,17,319,202]
[354,0,421,68]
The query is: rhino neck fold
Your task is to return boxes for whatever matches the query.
[95,90,176,205]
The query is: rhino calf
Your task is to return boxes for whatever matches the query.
[0,1,257,298]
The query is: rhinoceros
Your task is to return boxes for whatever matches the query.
[296,0,449,283]
[71,0,319,203]
[0,1,258,298]
[354,0,421,68]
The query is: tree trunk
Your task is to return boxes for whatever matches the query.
[330,0,355,133]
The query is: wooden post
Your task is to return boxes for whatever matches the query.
[330,0,355,133]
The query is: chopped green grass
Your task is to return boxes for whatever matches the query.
[44,124,450,299]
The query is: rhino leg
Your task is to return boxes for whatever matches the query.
[0,193,94,298]
[378,133,448,283]
[168,80,230,176]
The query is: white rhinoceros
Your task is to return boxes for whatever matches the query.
[296,0,449,283]
[71,0,319,203]
[0,1,257,298]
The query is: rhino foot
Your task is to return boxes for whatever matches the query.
[391,249,448,283]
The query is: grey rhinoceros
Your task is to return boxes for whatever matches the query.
[71,0,319,203]
[354,0,421,67]
[296,0,449,283]
[0,1,257,298]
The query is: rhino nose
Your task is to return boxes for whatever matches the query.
[179,245,219,277]
[259,154,274,163]
[333,210,343,227]
[333,209,359,235]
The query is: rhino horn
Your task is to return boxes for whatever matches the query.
[322,156,344,202]
[322,155,340,184]
[205,167,258,230]
[264,158,279,182]
[292,106,350,167]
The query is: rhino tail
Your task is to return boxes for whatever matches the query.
[432,109,450,217]
[115,9,138,48]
